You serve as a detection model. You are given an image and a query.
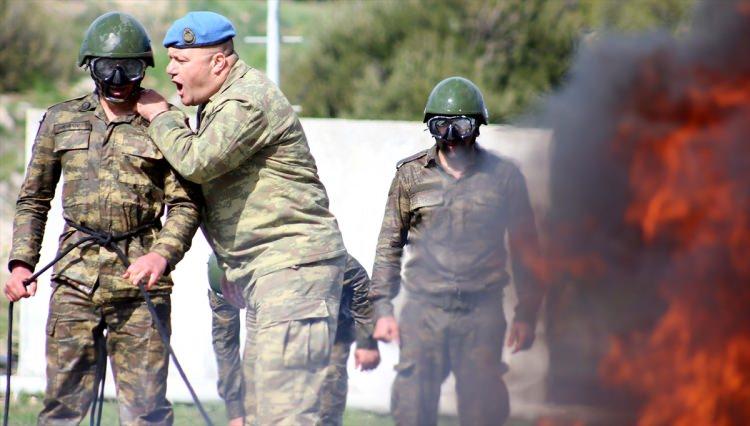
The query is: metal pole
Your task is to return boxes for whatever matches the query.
[267,0,280,85]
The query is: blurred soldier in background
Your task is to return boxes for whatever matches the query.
[3,12,200,425]
[136,11,348,424]
[206,254,244,426]
[370,77,544,425]
[206,252,380,426]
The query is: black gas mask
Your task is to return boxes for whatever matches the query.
[427,115,478,152]
[89,58,146,103]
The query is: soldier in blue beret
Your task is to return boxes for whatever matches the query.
[136,11,349,425]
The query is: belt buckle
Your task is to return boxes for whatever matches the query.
[445,289,469,311]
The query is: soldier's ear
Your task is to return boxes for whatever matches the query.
[210,52,228,75]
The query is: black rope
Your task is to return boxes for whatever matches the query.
[4,301,13,426]
[90,329,107,426]
[4,221,214,426]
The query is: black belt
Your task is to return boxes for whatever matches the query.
[409,288,500,312]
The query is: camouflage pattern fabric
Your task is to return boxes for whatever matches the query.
[147,57,347,423]
[241,301,257,426]
[41,281,173,426]
[147,59,346,287]
[336,255,377,349]
[9,92,201,299]
[239,317,355,426]
[392,295,510,426]
[371,144,541,424]
[242,256,344,425]
[208,290,244,420]
[319,255,376,425]
[9,92,199,425]
[370,144,543,324]
[319,340,351,426]
[209,254,375,424]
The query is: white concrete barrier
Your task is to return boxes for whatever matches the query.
[13,109,551,417]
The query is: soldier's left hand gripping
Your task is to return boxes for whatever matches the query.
[4,263,37,302]
[123,252,168,290]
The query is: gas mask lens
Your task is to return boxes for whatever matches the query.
[90,58,146,83]
[427,115,477,139]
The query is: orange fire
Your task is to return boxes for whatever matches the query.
[540,2,750,423]
[599,49,750,425]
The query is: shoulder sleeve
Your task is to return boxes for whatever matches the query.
[506,164,544,325]
[148,98,270,183]
[396,150,428,169]
[370,169,411,318]
[8,111,60,271]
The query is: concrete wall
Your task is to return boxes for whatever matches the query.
[12,110,551,417]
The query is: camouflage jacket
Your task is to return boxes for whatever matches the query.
[148,59,345,285]
[370,144,544,324]
[338,254,377,349]
[9,93,201,299]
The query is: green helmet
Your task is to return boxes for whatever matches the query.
[423,77,489,124]
[78,12,154,67]
[207,252,224,295]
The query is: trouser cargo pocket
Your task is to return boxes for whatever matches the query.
[257,298,333,369]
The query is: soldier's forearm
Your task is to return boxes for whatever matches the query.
[371,296,395,319]
[149,106,266,184]
[11,198,54,267]
[152,202,200,269]
[371,255,402,314]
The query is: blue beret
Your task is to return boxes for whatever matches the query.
[163,11,236,48]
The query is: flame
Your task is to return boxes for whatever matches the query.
[542,2,750,423]
[600,48,750,426]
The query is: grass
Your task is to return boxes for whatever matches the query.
[0,393,228,425]
[0,392,537,425]
[0,393,461,426]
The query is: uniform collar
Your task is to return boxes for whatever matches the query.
[429,142,484,171]
[88,91,142,125]
[423,145,439,168]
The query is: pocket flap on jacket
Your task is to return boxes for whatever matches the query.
[53,123,90,152]
[411,191,443,210]
[118,134,164,160]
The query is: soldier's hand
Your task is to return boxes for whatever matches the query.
[124,252,168,290]
[136,89,170,122]
[507,320,535,353]
[4,263,37,302]
[220,276,246,309]
[373,316,400,343]
[354,348,381,371]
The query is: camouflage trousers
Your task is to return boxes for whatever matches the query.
[242,256,344,425]
[208,290,245,420]
[208,285,352,425]
[319,339,352,426]
[40,281,172,426]
[392,290,510,426]
[209,310,353,426]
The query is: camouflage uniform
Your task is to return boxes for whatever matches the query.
[208,290,245,420]
[9,92,201,425]
[208,254,375,426]
[320,255,377,426]
[148,59,345,424]
[371,145,543,426]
